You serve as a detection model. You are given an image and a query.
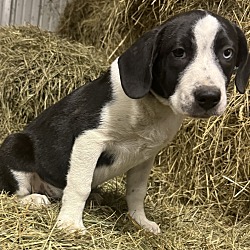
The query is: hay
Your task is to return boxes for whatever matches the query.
[57,0,250,59]
[0,189,250,249]
[0,26,108,139]
[0,0,250,249]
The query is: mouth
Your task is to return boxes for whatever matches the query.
[181,105,224,119]
[188,112,220,119]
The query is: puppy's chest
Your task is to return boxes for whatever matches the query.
[92,111,182,186]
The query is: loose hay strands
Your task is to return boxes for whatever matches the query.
[0,0,250,249]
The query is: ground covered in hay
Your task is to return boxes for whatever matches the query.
[0,0,250,249]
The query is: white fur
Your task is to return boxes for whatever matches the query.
[11,171,32,196]
[126,157,161,234]
[20,193,51,206]
[12,171,62,199]
[93,59,183,186]
[57,130,105,233]
[169,14,227,116]
[12,171,52,206]
[57,59,183,232]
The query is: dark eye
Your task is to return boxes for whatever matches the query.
[223,48,234,59]
[172,48,186,58]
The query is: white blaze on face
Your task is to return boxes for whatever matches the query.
[169,14,228,117]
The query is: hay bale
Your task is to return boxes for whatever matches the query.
[0,26,108,139]
[0,2,249,248]
[57,0,250,59]
[58,0,172,58]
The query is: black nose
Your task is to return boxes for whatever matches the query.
[194,87,221,110]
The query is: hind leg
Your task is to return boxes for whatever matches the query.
[13,171,63,206]
[11,171,51,206]
[0,133,52,206]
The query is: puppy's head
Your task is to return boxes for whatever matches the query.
[118,10,250,118]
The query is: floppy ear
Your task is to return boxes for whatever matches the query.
[235,25,250,94]
[118,29,161,99]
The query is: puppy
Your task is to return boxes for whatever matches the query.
[0,10,249,234]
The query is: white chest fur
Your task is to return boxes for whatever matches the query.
[92,112,183,187]
[91,60,184,187]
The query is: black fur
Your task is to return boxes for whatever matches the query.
[151,14,199,98]
[0,71,113,190]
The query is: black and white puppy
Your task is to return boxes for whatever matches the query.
[0,10,249,234]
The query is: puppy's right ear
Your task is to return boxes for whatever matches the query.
[118,29,161,99]
[235,25,250,94]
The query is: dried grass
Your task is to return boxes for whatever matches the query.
[0,26,108,138]
[0,0,250,249]
[57,0,250,60]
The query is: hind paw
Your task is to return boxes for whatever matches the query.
[19,194,51,207]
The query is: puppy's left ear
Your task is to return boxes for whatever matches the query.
[235,26,250,94]
[118,28,161,99]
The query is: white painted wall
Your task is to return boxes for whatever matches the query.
[0,0,69,31]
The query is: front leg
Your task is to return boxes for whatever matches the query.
[57,132,104,234]
[126,156,161,234]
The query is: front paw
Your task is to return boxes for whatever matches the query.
[129,212,161,234]
[56,216,86,235]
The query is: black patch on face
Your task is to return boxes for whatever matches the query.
[151,11,206,98]
[96,151,115,168]
[1,70,113,190]
[214,28,238,85]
